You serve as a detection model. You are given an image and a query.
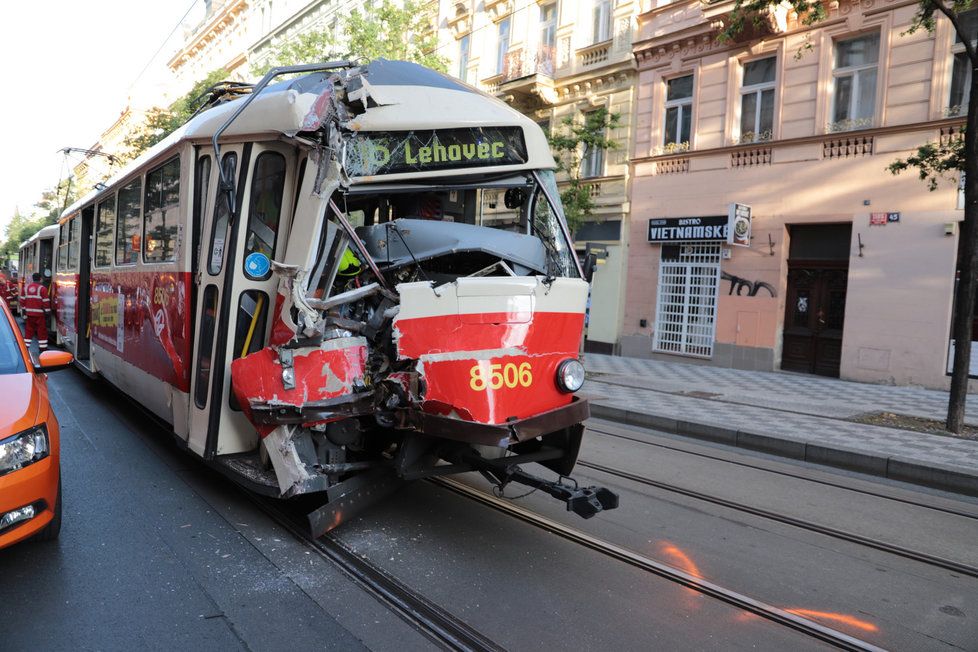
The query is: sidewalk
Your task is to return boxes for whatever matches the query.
[582,354,978,496]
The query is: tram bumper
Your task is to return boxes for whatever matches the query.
[402,395,588,447]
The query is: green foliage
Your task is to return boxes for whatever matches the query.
[251,30,339,76]
[888,131,965,190]
[547,108,621,233]
[719,0,827,47]
[1,210,47,261]
[123,68,230,160]
[255,0,448,75]
[0,178,78,262]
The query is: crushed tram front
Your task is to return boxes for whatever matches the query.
[223,60,617,532]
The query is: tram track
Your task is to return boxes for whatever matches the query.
[248,494,506,652]
[585,420,978,521]
[575,458,978,579]
[431,476,886,652]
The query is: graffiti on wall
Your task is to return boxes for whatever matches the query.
[722,271,776,298]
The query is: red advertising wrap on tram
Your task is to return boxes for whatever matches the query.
[40,59,617,535]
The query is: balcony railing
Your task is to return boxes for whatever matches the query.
[501,45,556,83]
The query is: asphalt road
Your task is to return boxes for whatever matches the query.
[3,368,977,650]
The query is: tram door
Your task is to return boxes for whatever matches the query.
[75,207,94,363]
[188,143,297,459]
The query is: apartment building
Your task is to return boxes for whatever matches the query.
[623,0,969,389]
[440,0,641,352]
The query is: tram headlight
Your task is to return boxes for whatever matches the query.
[556,359,586,393]
[0,425,48,477]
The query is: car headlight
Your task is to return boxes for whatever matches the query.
[0,425,49,476]
[556,359,586,393]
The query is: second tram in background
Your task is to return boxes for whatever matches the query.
[38,59,617,533]
[17,225,57,330]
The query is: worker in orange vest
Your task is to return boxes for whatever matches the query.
[21,272,50,351]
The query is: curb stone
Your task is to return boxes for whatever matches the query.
[589,403,978,498]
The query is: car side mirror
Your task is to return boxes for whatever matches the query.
[34,350,73,373]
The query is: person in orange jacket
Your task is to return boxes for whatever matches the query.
[21,272,50,351]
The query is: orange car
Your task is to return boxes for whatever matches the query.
[0,298,72,549]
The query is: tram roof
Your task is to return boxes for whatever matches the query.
[19,224,58,251]
[63,60,553,218]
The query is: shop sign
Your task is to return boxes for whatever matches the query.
[647,215,727,242]
[728,203,751,247]
[870,212,900,225]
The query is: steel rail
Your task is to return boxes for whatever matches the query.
[251,495,505,652]
[431,477,887,652]
[585,421,978,521]
[577,459,978,579]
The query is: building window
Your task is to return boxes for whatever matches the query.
[949,10,978,116]
[592,0,612,44]
[580,112,605,178]
[496,17,511,75]
[664,74,693,149]
[830,33,880,132]
[740,57,776,143]
[540,3,557,48]
[458,34,470,82]
[653,243,722,358]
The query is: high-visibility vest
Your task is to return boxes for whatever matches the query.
[22,282,48,315]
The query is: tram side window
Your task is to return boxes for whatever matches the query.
[57,223,69,272]
[68,220,80,271]
[229,290,269,411]
[243,152,286,279]
[95,195,116,268]
[143,156,180,263]
[194,156,212,268]
[208,153,238,275]
[116,178,142,265]
[194,285,219,409]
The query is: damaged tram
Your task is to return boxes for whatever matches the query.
[51,60,618,534]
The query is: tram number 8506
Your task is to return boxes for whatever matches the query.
[469,362,533,391]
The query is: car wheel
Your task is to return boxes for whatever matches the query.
[34,474,61,541]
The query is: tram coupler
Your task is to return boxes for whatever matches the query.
[496,466,619,519]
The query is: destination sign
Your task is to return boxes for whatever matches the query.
[346,127,528,177]
[648,216,728,243]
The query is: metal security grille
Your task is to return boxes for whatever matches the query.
[653,243,721,357]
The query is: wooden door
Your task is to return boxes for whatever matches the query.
[781,265,848,377]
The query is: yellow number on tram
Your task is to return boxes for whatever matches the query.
[469,361,532,391]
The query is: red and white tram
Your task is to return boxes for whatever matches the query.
[50,60,617,533]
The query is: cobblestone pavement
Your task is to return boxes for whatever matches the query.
[583,354,978,477]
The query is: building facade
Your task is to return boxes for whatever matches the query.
[439,0,642,352]
[623,0,969,389]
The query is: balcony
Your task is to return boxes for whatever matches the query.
[493,46,558,106]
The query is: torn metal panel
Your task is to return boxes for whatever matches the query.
[356,219,548,275]
[262,425,313,496]
[230,336,369,436]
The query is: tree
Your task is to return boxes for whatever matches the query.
[34,178,78,225]
[254,0,448,75]
[722,0,978,432]
[547,107,621,233]
[123,68,231,160]
[1,209,47,262]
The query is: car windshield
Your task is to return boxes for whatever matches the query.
[0,314,26,374]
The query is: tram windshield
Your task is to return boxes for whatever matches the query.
[315,170,576,294]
